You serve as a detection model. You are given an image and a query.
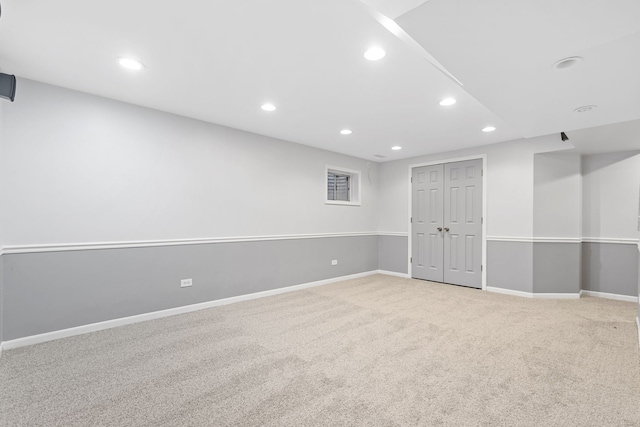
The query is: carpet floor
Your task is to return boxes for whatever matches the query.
[1,274,639,426]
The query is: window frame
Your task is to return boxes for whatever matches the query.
[325,165,361,206]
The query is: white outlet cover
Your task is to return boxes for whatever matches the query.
[331,260,338,265]
[180,279,193,288]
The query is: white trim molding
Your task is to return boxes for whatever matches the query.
[377,270,411,278]
[581,290,638,303]
[2,232,381,255]
[636,316,640,349]
[486,236,534,243]
[486,286,533,298]
[487,236,582,243]
[5,234,636,255]
[582,237,639,245]
[488,236,638,245]
[533,293,581,300]
[488,287,639,301]
[532,237,582,244]
[487,286,580,299]
[1,271,379,351]
[378,232,409,237]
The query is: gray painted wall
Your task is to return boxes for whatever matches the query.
[378,235,408,274]
[582,242,639,297]
[0,256,3,344]
[533,243,581,294]
[3,235,378,341]
[1,101,3,345]
[487,241,533,293]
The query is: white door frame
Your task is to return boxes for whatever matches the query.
[408,154,487,290]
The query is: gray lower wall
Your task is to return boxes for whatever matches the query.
[3,236,638,343]
[382,238,537,293]
[2,235,378,341]
[378,235,408,274]
[0,255,4,344]
[582,242,639,297]
[533,243,581,294]
[487,241,533,293]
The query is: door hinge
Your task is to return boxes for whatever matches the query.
[410,217,413,223]
[410,257,413,263]
[481,265,483,272]
[411,177,413,183]
[481,217,483,224]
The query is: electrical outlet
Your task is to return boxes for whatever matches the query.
[331,260,338,266]
[180,278,193,288]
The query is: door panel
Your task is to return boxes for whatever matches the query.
[411,165,443,281]
[443,159,483,288]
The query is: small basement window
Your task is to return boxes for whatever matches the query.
[326,165,361,206]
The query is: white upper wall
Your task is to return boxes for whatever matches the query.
[378,135,569,238]
[4,79,639,247]
[533,153,582,238]
[582,151,640,239]
[1,80,379,246]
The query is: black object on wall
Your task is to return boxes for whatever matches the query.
[0,73,16,102]
[560,132,569,142]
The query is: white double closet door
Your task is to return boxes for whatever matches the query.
[411,159,483,289]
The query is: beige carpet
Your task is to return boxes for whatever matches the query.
[1,274,639,426]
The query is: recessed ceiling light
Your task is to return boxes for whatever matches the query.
[574,105,597,113]
[118,58,144,70]
[261,103,276,112]
[553,56,583,70]
[391,146,402,151]
[364,47,386,61]
[439,98,456,106]
[340,129,353,135]
[482,126,496,132]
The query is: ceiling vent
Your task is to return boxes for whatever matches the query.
[553,56,583,70]
[574,105,597,113]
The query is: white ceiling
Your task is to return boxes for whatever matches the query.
[563,119,640,154]
[396,0,640,139]
[0,0,639,161]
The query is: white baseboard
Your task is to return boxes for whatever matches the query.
[377,270,411,278]
[533,293,581,300]
[488,287,637,302]
[581,290,638,303]
[486,286,534,298]
[636,317,640,349]
[486,287,580,299]
[1,270,378,351]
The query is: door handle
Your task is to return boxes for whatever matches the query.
[437,227,443,232]
[444,227,449,232]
